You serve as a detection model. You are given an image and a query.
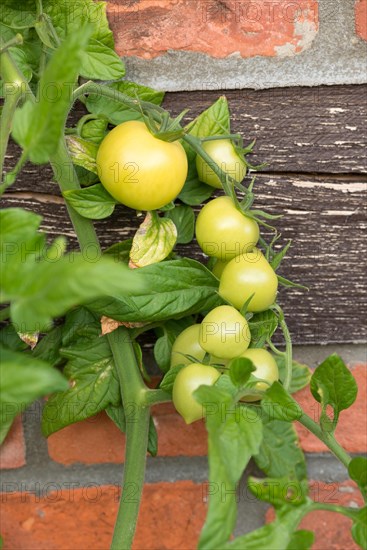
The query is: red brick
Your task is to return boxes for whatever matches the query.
[47,406,207,465]
[266,480,364,550]
[0,416,26,470]
[107,0,318,59]
[295,364,367,453]
[1,482,206,550]
[355,0,367,40]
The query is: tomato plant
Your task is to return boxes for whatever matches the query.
[219,248,279,311]
[96,120,188,211]
[1,3,364,550]
[172,363,221,424]
[196,138,247,188]
[195,196,259,261]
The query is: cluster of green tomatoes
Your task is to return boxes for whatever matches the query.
[96,119,280,425]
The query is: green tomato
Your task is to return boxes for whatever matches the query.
[239,348,279,401]
[212,259,229,279]
[196,139,247,189]
[196,196,259,261]
[172,363,221,424]
[199,305,251,359]
[170,324,227,369]
[219,249,278,312]
[96,120,188,211]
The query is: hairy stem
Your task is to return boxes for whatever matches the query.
[108,328,150,550]
[299,413,351,468]
[272,304,293,391]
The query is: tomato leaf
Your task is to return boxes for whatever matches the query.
[147,416,158,457]
[65,136,99,174]
[0,347,68,444]
[194,385,262,549]
[85,80,164,125]
[80,118,108,144]
[87,259,224,323]
[351,507,367,550]
[277,274,308,290]
[262,382,303,422]
[12,26,92,164]
[254,416,307,481]
[348,457,367,500]
[164,205,195,244]
[310,354,357,433]
[248,310,278,348]
[187,96,230,138]
[285,530,315,550]
[42,335,121,437]
[159,364,185,394]
[80,38,125,80]
[248,476,308,508]
[130,212,177,268]
[276,357,311,394]
[63,184,117,220]
[1,208,144,332]
[229,357,255,387]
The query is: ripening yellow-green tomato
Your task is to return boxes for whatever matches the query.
[170,324,227,370]
[196,139,247,189]
[199,305,251,359]
[219,249,278,312]
[238,348,279,401]
[195,196,259,261]
[96,120,188,211]
[172,363,221,424]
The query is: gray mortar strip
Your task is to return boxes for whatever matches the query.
[123,0,367,91]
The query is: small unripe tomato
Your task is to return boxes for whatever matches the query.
[170,324,227,369]
[199,305,251,359]
[172,363,221,424]
[219,249,278,312]
[238,348,279,401]
[196,139,247,189]
[96,120,188,211]
[195,196,259,262]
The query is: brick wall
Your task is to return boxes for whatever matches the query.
[1,355,366,549]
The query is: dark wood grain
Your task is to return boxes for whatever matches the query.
[3,170,366,345]
[3,85,367,344]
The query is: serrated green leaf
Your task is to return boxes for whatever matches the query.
[248,476,308,508]
[160,364,185,394]
[286,530,315,550]
[229,357,255,387]
[1,208,144,332]
[254,417,307,481]
[87,258,224,324]
[32,325,64,368]
[249,310,278,348]
[262,382,303,422]
[80,38,125,80]
[351,507,367,550]
[65,135,99,174]
[348,457,367,500]
[164,205,195,244]
[85,80,164,125]
[14,26,92,163]
[310,354,357,432]
[42,336,120,436]
[0,347,68,444]
[106,404,126,433]
[80,118,108,144]
[130,212,177,267]
[187,96,230,138]
[276,357,311,394]
[63,184,116,220]
[148,416,158,457]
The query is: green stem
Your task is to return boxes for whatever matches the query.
[108,328,150,550]
[309,502,358,520]
[266,338,284,356]
[272,304,293,391]
[0,151,28,195]
[299,413,351,468]
[142,389,172,407]
[0,34,23,53]
[49,140,100,253]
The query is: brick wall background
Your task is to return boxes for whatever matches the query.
[1,0,366,549]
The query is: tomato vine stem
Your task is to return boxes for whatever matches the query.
[271,304,293,391]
